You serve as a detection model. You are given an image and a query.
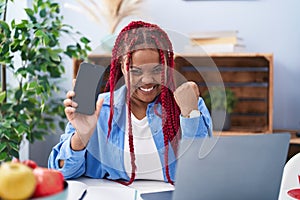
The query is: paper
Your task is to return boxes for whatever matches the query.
[67,181,88,200]
[84,186,137,200]
[67,178,137,200]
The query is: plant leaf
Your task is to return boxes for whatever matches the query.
[0,91,6,103]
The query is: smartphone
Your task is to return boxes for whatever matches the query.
[73,62,106,115]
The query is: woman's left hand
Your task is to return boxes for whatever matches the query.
[174,81,199,117]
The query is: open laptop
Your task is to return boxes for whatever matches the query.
[141,133,290,200]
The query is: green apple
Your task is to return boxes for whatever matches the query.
[0,162,36,200]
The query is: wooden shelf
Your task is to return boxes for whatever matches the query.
[174,53,273,133]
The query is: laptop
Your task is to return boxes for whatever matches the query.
[141,133,290,200]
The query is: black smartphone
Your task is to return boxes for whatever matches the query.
[73,62,106,115]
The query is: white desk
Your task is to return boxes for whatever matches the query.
[67,177,174,200]
[68,177,298,200]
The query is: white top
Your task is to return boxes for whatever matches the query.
[124,113,164,181]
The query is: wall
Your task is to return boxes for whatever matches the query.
[27,0,300,166]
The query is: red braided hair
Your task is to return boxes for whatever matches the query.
[105,21,181,185]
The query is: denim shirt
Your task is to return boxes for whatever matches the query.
[48,85,212,182]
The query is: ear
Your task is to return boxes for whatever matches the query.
[120,62,126,75]
[121,56,129,75]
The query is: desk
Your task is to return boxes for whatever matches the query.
[67,177,299,200]
[66,177,174,200]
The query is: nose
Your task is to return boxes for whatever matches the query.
[141,73,154,84]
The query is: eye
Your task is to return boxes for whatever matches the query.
[152,65,163,74]
[129,68,143,76]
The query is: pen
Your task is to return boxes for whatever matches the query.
[78,189,87,200]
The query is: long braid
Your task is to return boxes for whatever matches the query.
[152,37,176,185]
[117,44,137,186]
[107,21,181,185]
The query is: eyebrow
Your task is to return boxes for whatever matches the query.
[130,64,161,69]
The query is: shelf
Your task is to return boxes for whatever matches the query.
[174,53,273,133]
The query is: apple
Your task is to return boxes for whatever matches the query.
[12,158,38,169]
[0,162,36,200]
[22,159,38,169]
[32,167,64,197]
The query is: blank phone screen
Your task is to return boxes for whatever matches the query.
[73,63,105,115]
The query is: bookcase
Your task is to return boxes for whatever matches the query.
[73,52,273,134]
[174,53,273,134]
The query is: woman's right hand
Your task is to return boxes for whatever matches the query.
[63,79,104,150]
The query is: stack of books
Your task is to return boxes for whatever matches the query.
[185,30,246,53]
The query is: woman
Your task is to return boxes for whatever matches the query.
[48,21,212,185]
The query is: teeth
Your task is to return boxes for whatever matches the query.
[140,86,154,92]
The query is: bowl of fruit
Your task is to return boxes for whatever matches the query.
[0,159,67,200]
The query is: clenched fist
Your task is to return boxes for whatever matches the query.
[174,81,200,117]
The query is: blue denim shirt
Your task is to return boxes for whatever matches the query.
[48,86,212,182]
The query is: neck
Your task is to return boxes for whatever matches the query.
[130,98,148,120]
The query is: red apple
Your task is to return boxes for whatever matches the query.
[22,159,38,169]
[32,167,64,197]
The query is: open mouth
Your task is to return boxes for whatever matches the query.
[139,86,154,92]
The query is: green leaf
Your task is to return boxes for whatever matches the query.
[35,29,45,37]
[10,148,19,158]
[15,88,22,100]
[50,53,60,62]
[80,36,90,44]
[11,19,15,29]
[0,91,6,103]
[27,81,38,90]
[39,8,46,18]
[40,102,45,112]
[24,8,34,17]
[59,121,65,131]
[14,125,27,136]
[0,143,6,152]
[12,104,24,113]
[2,120,12,129]
[0,152,8,161]
[2,42,9,54]
[24,8,36,22]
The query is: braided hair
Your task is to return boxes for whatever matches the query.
[105,21,181,185]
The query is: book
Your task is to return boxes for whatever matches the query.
[187,30,246,53]
[184,43,246,53]
[190,36,243,45]
[189,30,238,39]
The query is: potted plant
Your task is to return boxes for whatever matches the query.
[202,86,238,131]
[0,0,91,161]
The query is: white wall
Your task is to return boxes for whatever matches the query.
[60,0,300,130]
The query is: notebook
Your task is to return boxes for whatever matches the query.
[141,133,290,200]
